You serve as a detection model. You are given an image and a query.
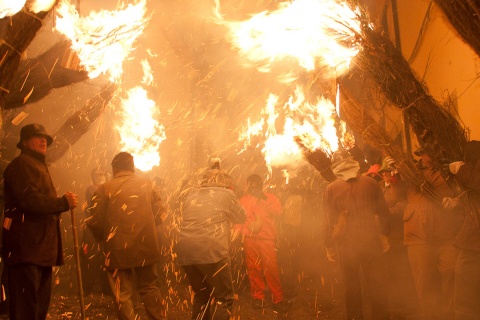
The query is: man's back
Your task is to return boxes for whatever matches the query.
[176,185,245,266]
[87,171,163,270]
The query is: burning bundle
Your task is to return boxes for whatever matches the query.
[294,135,336,182]
[350,10,467,166]
[46,83,118,163]
[341,89,443,202]
[5,41,89,109]
[433,0,480,59]
[0,9,49,109]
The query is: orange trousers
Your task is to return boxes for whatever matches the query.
[243,237,283,304]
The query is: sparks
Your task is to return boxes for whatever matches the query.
[218,0,362,80]
[55,0,149,82]
[239,86,352,169]
[115,87,166,172]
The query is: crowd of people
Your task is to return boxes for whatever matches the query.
[1,122,480,320]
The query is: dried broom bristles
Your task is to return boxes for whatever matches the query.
[434,0,480,59]
[351,10,468,166]
[305,149,337,182]
[341,92,443,203]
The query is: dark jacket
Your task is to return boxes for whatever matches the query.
[175,185,245,266]
[86,171,166,270]
[453,160,480,251]
[2,149,69,266]
[323,175,390,248]
[403,166,464,245]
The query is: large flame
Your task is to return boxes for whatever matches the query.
[116,86,166,172]
[55,0,148,82]
[239,86,352,171]
[0,0,25,18]
[218,0,362,79]
[29,0,55,13]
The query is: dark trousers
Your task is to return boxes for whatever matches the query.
[338,243,390,320]
[454,249,480,320]
[407,244,458,320]
[182,258,235,320]
[107,263,166,320]
[81,230,109,295]
[7,264,52,320]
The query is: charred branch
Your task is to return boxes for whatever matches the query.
[351,13,467,167]
[434,0,480,59]
[340,87,443,203]
[5,40,88,109]
[46,83,117,164]
[0,9,50,110]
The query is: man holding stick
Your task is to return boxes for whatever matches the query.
[2,123,78,319]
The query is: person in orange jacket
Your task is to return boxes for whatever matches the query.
[239,174,286,313]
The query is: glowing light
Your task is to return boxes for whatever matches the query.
[141,59,154,86]
[0,0,26,18]
[218,0,361,79]
[55,0,148,82]
[28,0,56,12]
[239,86,352,169]
[116,86,166,172]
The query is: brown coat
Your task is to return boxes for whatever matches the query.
[453,160,480,251]
[323,175,390,248]
[2,149,69,266]
[86,171,165,270]
[403,167,464,245]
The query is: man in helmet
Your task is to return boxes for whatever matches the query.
[323,149,391,320]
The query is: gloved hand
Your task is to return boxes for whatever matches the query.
[442,196,461,210]
[384,156,396,168]
[379,235,390,253]
[440,158,451,175]
[449,161,465,175]
[326,246,337,263]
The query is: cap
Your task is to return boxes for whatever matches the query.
[16,123,53,149]
[366,164,381,178]
[378,158,393,173]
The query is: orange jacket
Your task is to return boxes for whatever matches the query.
[239,192,282,240]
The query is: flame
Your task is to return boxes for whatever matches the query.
[141,59,154,86]
[0,0,25,18]
[55,0,148,82]
[28,0,56,12]
[239,86,352,170]
[218,0,362,79]
[0,0,56,19]
[116,86,166,172]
